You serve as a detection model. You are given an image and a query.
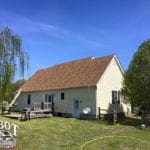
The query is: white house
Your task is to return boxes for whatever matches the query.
[16,54,131,119]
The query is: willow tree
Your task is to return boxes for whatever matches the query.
[0,27,28,102]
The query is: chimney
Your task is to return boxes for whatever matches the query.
[91,56,95,60]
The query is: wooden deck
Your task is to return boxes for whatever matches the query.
[3,109,52,120]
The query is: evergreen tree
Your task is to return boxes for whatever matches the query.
[122,40,150,112]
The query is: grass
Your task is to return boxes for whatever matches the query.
[0,116,150,150]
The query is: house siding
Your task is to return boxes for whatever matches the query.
[16,86,97,118]
[96,57,131,116]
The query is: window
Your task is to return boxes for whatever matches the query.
[112,91,120,104]
[61,93,64,100]
[27,95,31,105]
[45,94,53,103]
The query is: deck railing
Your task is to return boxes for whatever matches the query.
[34,102,52,110]
[34,103,41,110]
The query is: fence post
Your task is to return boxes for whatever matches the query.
[98,107,101,120]
[113,109,117,124]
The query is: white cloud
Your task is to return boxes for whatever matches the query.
[0,10,108,49]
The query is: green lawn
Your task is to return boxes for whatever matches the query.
[0,116,150,150]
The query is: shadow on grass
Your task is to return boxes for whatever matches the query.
[79,116,142,128]
[117,116,142,127]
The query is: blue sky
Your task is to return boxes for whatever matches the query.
[0,0,150,79]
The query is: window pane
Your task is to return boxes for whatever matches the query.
[48,95,51,102]
[74,100,79,109]
[61,93,64,100]
[27,95,31,105]
[45,95,48,102]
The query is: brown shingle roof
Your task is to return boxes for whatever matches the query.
[21,55,114,92]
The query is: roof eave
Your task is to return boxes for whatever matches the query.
[21,84,97,93]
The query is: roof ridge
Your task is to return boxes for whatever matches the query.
[37,56,92,72]
[52,56,92,67]
[37,54,114,72]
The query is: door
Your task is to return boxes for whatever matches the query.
[73,100,80,118]
[44,94,53,109]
